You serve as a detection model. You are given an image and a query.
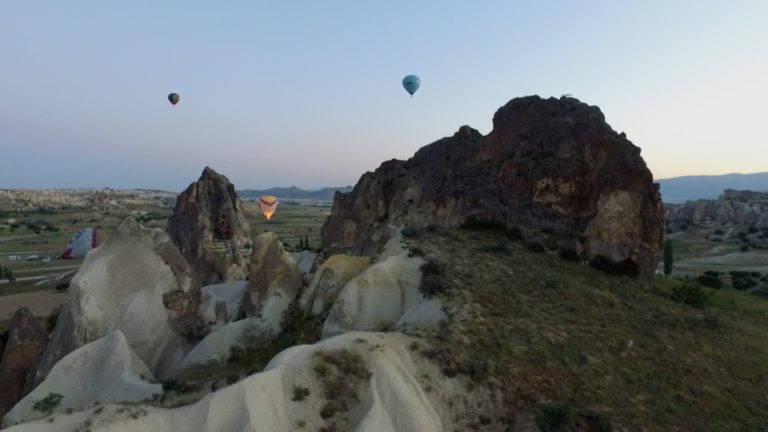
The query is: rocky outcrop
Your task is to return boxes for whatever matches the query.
[300,255,371,315]
[0,308,47,422]
[4,331,161,427]
[322,96,664,280]
[24,217,190,393]
[167,167,252,286]
[665,189,768,227]
[240,232,303,322]
[178,234,304,371]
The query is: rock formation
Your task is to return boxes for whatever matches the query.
[4,331,162,427]
[322,96,665,280]
[239,233,303,334]
[25,217,190,393]
[167,166,252,285]
[5,332,451,432]
[0,308,47,422]
[322,236,445,338]
[665,189,768,227]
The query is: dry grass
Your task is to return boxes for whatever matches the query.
[415,228,768,431]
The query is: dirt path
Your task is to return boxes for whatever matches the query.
[0,290,66,319]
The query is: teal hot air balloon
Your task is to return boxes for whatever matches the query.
[402,75,420,97]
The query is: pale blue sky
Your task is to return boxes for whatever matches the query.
[1,1,766,191]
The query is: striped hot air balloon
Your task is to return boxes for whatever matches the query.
[258,195,279,220]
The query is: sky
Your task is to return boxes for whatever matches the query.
[1,1,766,191]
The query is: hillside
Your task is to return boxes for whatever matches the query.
[658,172,768,203]
[238,186,353,201]
[409,226,768,431]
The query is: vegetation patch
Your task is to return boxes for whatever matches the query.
[407,228,768,431]
[32,393,64,416]
[313,348,372,424]
[419,258,447,297]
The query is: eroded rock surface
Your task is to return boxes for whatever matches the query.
[168,166,252,285]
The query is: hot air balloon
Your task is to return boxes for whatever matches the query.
[61,228,104,259]
[258,195,279,220]
[168,93,180,105]
[402,75,420,97]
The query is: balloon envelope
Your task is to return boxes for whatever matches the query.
[168,93,180,105]
[61,228,104,259]
[402,75,420,96]
[258,195,279,220]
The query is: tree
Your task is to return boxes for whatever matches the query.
[303,235,310,251]
[663,240,674,276]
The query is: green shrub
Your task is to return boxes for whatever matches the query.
[32,393,64,415]
[459,217,506,231]
[535,402,613,432]
[401,226,421,238]
[420,259,446,297]
[696,275,723,289]
[481,239,509,254]
[536,402,573,432]
[46,309,60,332]
[581,409,613,432]
[670,284,712,308]
[732,277,757,291]
[703,270,721,277]
[291,385,310,401]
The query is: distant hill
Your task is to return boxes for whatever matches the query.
[658,172,768,203]
[237,186,353,201]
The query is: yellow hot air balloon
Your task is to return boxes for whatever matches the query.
[258,195,279,220]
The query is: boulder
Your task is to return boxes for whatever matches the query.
[25,217,189,393]
[0,308,47,422]
[299,255,371,315]
[167,166,252,285]
[322,96,665,280]
[239,233,303,336]
[3,331,161,427]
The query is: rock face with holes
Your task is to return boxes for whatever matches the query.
[0,308,48,423]
[167,166,252,286]
[322,96,665,280]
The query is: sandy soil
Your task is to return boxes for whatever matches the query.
[0,290,66,320]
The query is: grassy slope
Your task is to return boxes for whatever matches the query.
[411,228,768,431]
